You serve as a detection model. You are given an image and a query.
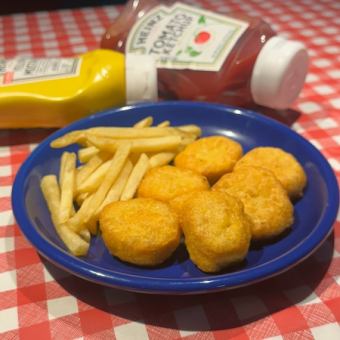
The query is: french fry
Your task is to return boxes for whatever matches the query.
[40,175,61,226]
[87,126,184,139]
[60,152,76,217]
[97,160,133,213]
[70,202,97,235]
[85,143,131,219]
[78,146,99,163]
[50,124,201,149]
[40,175,89,256]
[178,135,197,151]
[177,125,202,137]
[157,120,170,127]
[87,135,182,154]
[58,223,90,256]
[121,153,149,201]
[77,159,111,194]
[50,130,86,148]
[59,152,76,223]
[79,229,91,242]
[149,152,175,168]
[76,152,109,189]
[133,116,153,128]
[128,136,182,153]
[70,143,131,229]
[75,192,89,206]
[68,193,93,232]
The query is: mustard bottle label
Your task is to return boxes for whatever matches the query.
[126,3,249,72]
[0,57,81,86]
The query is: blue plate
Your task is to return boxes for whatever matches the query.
[12,101,339,294]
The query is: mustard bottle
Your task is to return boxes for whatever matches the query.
[0,49,157,128]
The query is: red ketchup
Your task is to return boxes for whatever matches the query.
[101,0,309,110]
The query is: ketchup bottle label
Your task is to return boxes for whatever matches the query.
[126,3,249,72]
[0,57,81,86]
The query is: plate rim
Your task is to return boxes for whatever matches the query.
[12,101,340,294]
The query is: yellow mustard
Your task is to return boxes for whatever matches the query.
[0,49,157,128]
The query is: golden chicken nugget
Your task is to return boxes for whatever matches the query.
[213,166,294,240]
[169,191,199,217]
[137,165,209,203]
[168,191,209,229]
[174,136,243,183]
[235,147,307,200]
[99,198,180,266]
[181,191,252,273]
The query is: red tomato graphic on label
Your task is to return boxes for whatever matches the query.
[194,31,211,44]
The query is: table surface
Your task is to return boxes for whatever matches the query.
[1,0,340,339]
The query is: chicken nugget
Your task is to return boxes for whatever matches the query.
[99,198,180,266]
[213,166,294,240]
[137,165,209,203]
[181,191,252,273]
[169,191,201,216]
[235,147,307,199]
[174,136,243,183]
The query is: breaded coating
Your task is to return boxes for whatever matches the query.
[174,136,243,183]
[137,165,209,202]
[235,147,307,199]
[181,191,252,273]
[169,190,210,228]
[213,166,294,240]
[99,198,181,266]
[169,191,203,217]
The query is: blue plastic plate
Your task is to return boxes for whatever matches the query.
[12,101,339,294]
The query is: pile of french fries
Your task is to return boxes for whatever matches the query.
[40,116,201,256]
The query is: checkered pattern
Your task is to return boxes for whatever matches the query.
[1,0,340,338]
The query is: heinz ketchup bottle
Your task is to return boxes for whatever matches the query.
[101,0,309,110]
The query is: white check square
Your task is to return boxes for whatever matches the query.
[0,211,15,227]
[115,321,149,340]
[311,323,340,340]
[306,73,319,83]
[315,118,338,129]
[298,102,322,114]
[0,185,12,198]
[328,70,340,79]
[0,307,19,333]
[0,165,11,177]
[329,158,340,171]
[330,98,340,110]
[314,85,334,95]
[0,270,17,292]
[0,237,15,254]
[47,296,78,319]
[0,146,10,157]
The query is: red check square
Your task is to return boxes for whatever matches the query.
[18,322,51,340]
[14,248,41,269]
[271,306,309,334]
[17,283,47,306]
[79,308,113,335]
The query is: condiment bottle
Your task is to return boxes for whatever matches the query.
[0,49,157,128]
[101,1,309,110]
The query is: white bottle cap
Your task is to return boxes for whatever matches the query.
[125,54,158,104]
[250,36,309,110]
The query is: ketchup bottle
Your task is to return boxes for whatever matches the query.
[101,0,309,110]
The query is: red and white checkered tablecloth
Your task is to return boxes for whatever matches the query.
[1,0,340,339]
